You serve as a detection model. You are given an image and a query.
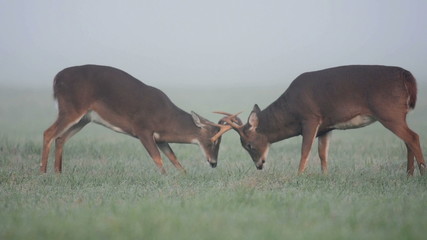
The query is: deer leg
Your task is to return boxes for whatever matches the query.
[41,113,85,173]
[41,124,56,173]
[318,132,331,174]
[138,134,166,174]
[405,143,415,176]
[54,117,90,173]
[380,119,425,176]
[157,142,186,173]
[298,121,320,174]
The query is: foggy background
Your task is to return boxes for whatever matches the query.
[1,0,427,89]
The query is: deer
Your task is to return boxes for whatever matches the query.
[218,65,426,176]
[41,64,236,174]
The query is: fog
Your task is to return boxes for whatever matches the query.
[1,0,427,89]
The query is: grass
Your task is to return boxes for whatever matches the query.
[1,86,427,240]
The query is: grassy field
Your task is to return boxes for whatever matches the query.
[1,85,426,240]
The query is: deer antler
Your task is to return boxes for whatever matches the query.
[213,111,244,129]
[209,111,243,142]
[209,124,232,143]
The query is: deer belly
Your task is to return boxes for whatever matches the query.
[331,115,376,130]
[87,111,128,134]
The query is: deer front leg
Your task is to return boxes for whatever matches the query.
[157,142,186,174]
[318,132,331,174]
[298,121,320,174]
[139,134,166,175]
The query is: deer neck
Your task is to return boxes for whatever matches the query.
[154,110,200,144]
[257,99,300,143]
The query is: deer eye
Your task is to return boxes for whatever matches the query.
[246,144,253,150]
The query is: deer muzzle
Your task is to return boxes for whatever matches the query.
[208,158,217,168]
[255,159,265,170]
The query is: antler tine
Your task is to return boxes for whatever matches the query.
[214,111,244,129]
[210,124,232,143]
[213,111,243,118]
[213,111,234,116]
[222,117,243,129]
[209,111,243,143]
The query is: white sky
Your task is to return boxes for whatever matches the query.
[1,0,427,88]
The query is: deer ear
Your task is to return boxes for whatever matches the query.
[248,105,260,130]
[191,111,207,128]
[252,104,261,113]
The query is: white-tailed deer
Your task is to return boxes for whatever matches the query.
[219,65,425,176]
[41,65,235,174]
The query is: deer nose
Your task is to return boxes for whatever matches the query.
[208,159,217,168]
[255,159,265,170]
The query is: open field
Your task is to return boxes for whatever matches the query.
[1,85,427,240]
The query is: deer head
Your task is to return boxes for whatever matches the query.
[215,108,270,170]
[191,112,235,168]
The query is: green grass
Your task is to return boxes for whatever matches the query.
[1,86,427,240]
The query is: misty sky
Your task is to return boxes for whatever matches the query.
[1,0,427,88]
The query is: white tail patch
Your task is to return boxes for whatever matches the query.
[406,95,414,113]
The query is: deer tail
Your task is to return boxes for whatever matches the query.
[402,69,417,109]
[52,73,61,100]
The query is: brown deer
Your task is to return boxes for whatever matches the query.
[218,65,425,176]
[41,65,235,174]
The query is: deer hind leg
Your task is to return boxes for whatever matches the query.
[53,116,90,173]
[138,133,166,174]
[379,119,425,176]
[41,112,86,173]
[318,132,331,174]
[405,143,415,175]
[298,120,321,174]
[157,142,186,173]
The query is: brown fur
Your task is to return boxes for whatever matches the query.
[234,65,425,175]
[401,69,417,109]
[42,65,224,174]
